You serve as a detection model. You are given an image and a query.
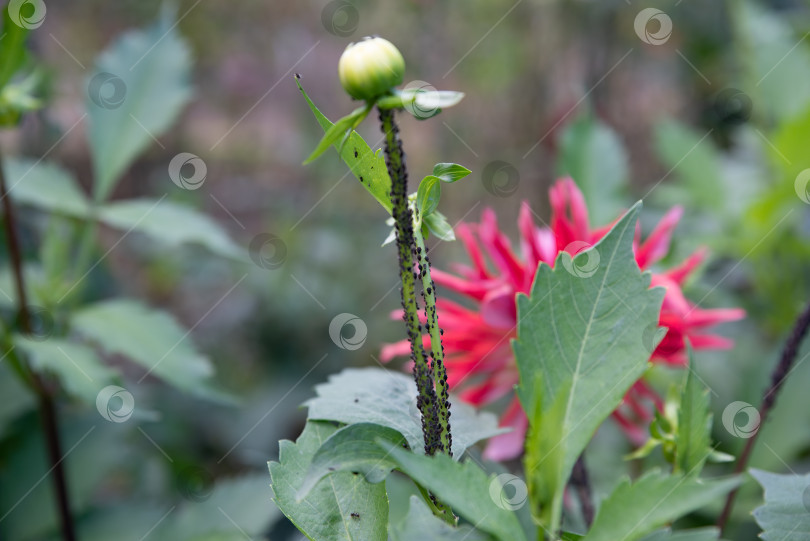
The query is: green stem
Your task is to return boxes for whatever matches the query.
[378,106,455,522]
[412,224,452,456]
[378,107,441,455]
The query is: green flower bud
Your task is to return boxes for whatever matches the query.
[338,36,405,101]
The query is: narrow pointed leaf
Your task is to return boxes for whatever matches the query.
[432,163,472,183]
[297,77,392,213]
[416,175,441,218]
[675,350,712,476]
[303,105,369,164]
[391,496,491,541]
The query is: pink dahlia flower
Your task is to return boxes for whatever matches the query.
[381,178,745,461]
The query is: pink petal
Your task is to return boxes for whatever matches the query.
[635,206,684,269]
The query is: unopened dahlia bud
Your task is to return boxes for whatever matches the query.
[338,36,405,101]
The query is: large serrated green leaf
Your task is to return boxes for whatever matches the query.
[391,495,491,541]
[382,443,527,541]
[87,10,192,201]
[583,471,739,541]
[513,202,665,530]
[751,469,810,541]
[3,158,90,218]
[13,336,118,404]
[297,422,407,501]
[304,367,506,458]
[71,299,225,401]
[269,420,388,541]
[296,77,392,214]
[97,199,242,259]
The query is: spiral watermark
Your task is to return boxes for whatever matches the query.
[795,169,810,204]
[402,80,439,120]
[634,8,672,45]
[88,72,127,110]
[321,0,359,37]
[249,233,287,269]
[712,88,753,126]
[17,305,54,341]
[7,0,46,29]
[329,313,367,350]
[168,153,207,190]
[96,385,135,423]
[481,160,519,197]
[721,401,760,438]
[177,465,214,502]
[641,322,667,354]
[489,473,528,511]
[561,241,600,278]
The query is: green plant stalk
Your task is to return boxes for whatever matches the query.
[377,106,454,523]
[377,107,440,455]
[0,148,77,541]
[412,223,452,457]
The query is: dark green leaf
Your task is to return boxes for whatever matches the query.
[751,469,810,541]
[583,471,740,541]
[381,442,527,541]
[297,422,407,501]
[432,163,472,183]
[513,203,664,531]
[269,421,388,541]
[416,175,441,218]
[87,10,193,201]
[304,367,505,459]
[297,77,392,213]
[391,496,491,541]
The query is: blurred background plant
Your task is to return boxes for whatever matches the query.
[1,0,809,540]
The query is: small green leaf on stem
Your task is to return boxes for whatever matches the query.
[432,163,471,183]
[304,104,371,164]
[423,211,455,242]
[416,175,441,219]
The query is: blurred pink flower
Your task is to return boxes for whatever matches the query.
[381,178,745,461]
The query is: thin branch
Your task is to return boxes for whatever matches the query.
[0,149,77,541]
[717,299,810,533]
